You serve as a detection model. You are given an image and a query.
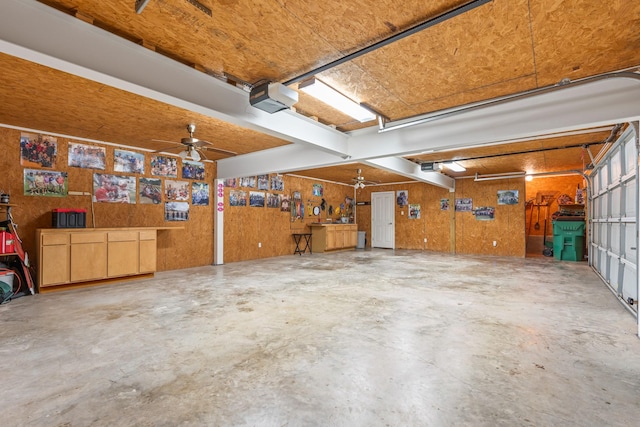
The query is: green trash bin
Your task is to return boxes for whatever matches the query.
[552,220,585,261]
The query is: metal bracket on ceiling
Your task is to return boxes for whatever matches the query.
[185,0,212,17]
[135,0,152,14]
[583,144,596,166]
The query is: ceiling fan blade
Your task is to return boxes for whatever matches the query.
[196,139,214,146]
[152,144,184,153]
[201,146,238,156]
[195,148,207,161]
[151,138,181,145]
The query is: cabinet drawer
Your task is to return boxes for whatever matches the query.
[42,233,69,246]
[108,231,138,242]
[71,232,106,244]
[139,230,157,241]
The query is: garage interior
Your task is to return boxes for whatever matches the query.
[1,0,640,425]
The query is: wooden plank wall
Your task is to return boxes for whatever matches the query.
[0,125,215,275]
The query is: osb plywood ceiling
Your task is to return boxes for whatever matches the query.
[1,0,639,184]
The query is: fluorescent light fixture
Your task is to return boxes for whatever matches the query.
[474,172,526,181]
[299,78,376,123]
[442,161,466,172]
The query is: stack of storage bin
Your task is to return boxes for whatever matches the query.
[52,208,87,228]
[552,220,585,261]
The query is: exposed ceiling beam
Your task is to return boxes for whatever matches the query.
[217,144,346,178]
[347,73,640,160]
[363,157,455,190]
[217,144,454,190]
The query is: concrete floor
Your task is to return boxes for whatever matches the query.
[2,249,639,426]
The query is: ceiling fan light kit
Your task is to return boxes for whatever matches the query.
[352,169,377,189]
[152,123,237,160]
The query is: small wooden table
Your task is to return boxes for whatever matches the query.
[292,233,312,255]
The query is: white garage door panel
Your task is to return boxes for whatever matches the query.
[622,263,637,304]
[592,223,601,246]
[596,247,608,278]
[611,187,622,217]
[610,256,621,289]
[611,223,621,255]
[598,193,609,218]
[610,148,622,178]
[624,223,637,261]
[624,181,636,217]
[625,137,636,174]
[589,125,637,320]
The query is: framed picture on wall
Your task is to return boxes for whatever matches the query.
[474,206,495,220]
[266,193,280,208]
[165,201,189,221]
[20,132,57,168]
[114,149,145,174]
[281,194,291,212]
[270,175,284,191]
[229,190,246,206]
[139,177,162,204]
[182,160,205,180]
[250,191,265,207]
[455,198,473,212]
[192,182,209,206]
[164,179,189,201]
[497,190,519,205]
[396,190,408,207]
[68,142,106,170]
[257,174,269,190]
[93,173,136,204]
[239,176,256,188]
[151,155,178,178]
[24,169,67,197]
[409,204,421,219]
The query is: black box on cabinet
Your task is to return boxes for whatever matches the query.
[52,209,87,228]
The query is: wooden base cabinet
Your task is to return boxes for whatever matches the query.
[37,228,159,290]
[310,224,358,253]
[70,232,107,282]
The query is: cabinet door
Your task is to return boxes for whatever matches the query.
[326,228,337,249]
[70,242,107,282]
[108,231,139,277]
[335,229,345,248]
[40,244,70,287]
[139,231,157,273]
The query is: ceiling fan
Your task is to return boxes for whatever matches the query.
[152,124,237,161]
[352,169,378,189]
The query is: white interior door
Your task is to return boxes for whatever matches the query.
[590,125,638,323]
[371,191,395,249]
